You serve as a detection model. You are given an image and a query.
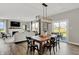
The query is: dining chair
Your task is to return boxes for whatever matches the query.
[43,39,52,55]
[43,37,57,55]
[0,33,2,38]
[26,37,39,55]
[57,34,61,49]
[50,37,57,54]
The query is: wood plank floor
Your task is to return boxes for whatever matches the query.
[1,39,79,55]
[9,42,79,55]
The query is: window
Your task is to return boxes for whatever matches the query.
[32,22,39,33]
[0,20,6,32]
[53,22,60,32]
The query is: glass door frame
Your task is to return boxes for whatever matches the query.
[52,20,69,42]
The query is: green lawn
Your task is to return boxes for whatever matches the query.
[0,29,5,32]
[53,28,67,37]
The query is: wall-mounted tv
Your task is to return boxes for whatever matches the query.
[10,21,20,27]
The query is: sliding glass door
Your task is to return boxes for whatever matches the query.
[53,20,68,42]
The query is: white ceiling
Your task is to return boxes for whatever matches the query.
[0,3,79,21]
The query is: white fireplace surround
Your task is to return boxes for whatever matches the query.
[8,29,23,36]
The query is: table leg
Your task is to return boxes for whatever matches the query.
[39,42,43,55]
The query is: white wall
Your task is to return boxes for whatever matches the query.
[51,8,79,45]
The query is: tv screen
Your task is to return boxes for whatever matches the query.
[10,21,20,27]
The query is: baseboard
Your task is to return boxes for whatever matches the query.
[68,41,79,46]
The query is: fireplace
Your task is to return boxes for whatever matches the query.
[12,31,18,36]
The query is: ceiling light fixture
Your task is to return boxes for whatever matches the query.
[42,3,48,20]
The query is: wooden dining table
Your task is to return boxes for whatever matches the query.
[31,35,50,55]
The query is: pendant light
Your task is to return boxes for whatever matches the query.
[42,3,48,20]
